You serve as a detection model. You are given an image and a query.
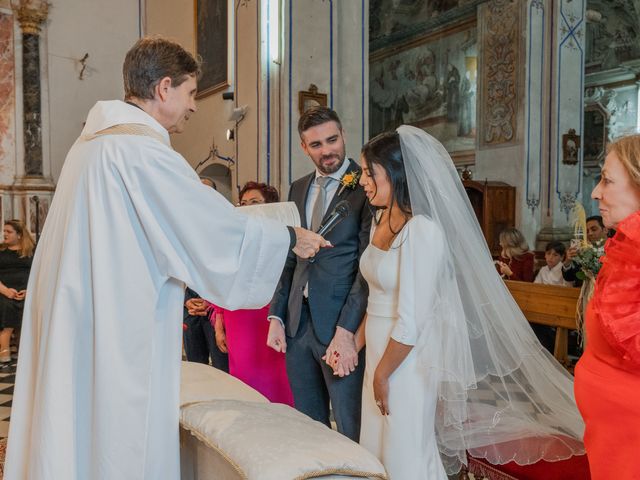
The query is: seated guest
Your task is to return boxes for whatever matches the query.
[535,241,573,286]
[496,227,535,281]
[563,215,608,285]
[0,220,35,364]
[182,177,229,371]
[533,241,572,353]
[211,182,294,405]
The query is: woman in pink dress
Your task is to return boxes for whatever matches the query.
[209,182,294,405]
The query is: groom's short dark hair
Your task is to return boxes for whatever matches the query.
[298,107,342,136]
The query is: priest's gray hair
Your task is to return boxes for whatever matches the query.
[123,36,202,101]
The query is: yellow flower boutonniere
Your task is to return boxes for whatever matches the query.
[338,170,361,195]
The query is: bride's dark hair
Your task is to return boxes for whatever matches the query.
[361,131,412,232]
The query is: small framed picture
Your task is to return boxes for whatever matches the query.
[298,84,327,116]
[562,129,580,165]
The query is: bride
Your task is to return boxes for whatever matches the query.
[326,126,585,478]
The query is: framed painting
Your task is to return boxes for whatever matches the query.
[298,84,328,115]
[194,0,228,99]
[369,18,477,163]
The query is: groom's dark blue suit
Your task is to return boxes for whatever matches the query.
[270,158,371,441]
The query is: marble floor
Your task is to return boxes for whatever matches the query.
[0,358,14,439]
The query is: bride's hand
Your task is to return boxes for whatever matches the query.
[373,370,390,416]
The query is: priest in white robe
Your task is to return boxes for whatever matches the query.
[5,37,325,480]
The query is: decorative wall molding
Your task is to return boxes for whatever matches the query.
[479,0,520,146]
[525,0,545,213]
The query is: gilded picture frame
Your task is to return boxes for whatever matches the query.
[194,0,229,99]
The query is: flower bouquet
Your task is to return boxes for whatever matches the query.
[573,239,605,281]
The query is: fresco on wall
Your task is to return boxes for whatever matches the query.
[0,13,15,170]
[370,0,478,46]
[370,23,477,154]
[585,0,640,72]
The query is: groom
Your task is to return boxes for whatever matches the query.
[267,107,371,441]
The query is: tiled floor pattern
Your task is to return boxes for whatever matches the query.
[0,358,15,439]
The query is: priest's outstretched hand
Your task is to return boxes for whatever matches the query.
[292,227,331,259]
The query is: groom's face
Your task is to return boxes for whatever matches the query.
[300,121,346,175]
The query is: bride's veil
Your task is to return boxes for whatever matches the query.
[396,125,584,473]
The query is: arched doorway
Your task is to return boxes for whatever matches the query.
[198,163,233,202]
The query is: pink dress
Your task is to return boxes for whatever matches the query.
[210,304,294,406]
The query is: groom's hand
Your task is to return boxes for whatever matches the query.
[324,327,358,377]
[267,318,287,353]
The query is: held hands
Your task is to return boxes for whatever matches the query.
[496,261,512,278]
[267,318,287,353]
[185,298,209,316]
[322,327,358,377]
[292,227,331,259]
[1,286,19,300]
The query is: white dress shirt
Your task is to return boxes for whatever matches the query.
[305,159,351,228]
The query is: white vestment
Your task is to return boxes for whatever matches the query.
[5,101,290,480]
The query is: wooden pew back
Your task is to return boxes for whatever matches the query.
[504,280,580,366]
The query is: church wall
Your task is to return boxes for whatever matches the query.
[45,0,140,181]
[146,0,242,203]
[280,0,369,195]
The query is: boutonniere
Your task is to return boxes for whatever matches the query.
[338,170,361,195]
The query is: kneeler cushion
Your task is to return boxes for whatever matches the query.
[180,400,388,480]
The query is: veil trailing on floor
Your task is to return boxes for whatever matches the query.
[397,125,584,474]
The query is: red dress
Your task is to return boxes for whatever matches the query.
[498,251,535,281]
[574,211,640,480]
[210,305,294,406]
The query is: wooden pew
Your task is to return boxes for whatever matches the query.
[504,280,580,366]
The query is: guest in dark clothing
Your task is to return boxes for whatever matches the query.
[0,220,35,363]
[562,215,608,285]
[496,227,535,282]
[183,287,229,371]
[181,176,229,371]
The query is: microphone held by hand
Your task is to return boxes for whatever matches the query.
[317,200,351,237]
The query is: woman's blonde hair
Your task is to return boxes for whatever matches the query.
[607,134,640,188]
[1,219,35,258]
[499,227,529,259]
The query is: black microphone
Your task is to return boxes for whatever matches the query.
[317,200,351,237]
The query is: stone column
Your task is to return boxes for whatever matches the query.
[9,0,53,240]
[13,0,47,176]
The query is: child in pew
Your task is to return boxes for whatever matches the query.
[534,241,574,287]
[532,241,573,354]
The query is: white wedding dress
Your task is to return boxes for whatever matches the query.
[359,215,448,479]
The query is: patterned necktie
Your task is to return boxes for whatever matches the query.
[311,176,332,231]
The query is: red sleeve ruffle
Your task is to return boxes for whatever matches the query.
[594,212,640,366]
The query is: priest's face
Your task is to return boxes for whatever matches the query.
[300,121,346,174]
[160,74,198,134]
[592,151,640,228]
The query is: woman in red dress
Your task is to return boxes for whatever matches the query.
[575,135,640,479]
[496,227,535,281]
[209,182,294,406]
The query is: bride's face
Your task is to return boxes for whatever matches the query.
[360,155,392,208]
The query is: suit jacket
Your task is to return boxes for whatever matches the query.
[269,159,372,345]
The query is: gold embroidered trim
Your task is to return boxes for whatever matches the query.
[294,468,388,480]
[80,123,167,145]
